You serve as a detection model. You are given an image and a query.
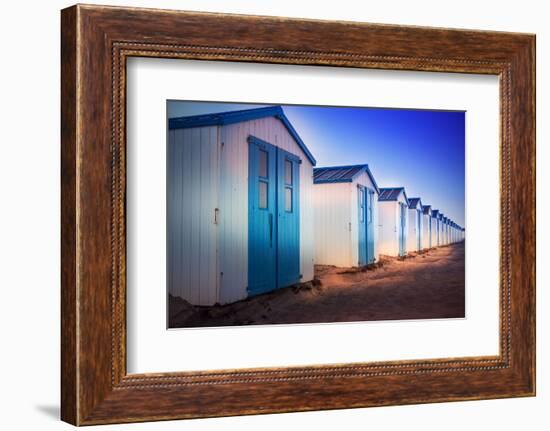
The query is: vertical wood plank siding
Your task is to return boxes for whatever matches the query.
[406,207,422,253]
[313,183,353,267]
[168,126,219,306]
[422,212,432,249]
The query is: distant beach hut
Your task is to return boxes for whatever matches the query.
[421,205,433,249]
[451,221,456,243]
[167,106,316,305]
[431,209,440,246]
[313,164,380,267]
[406,197,423,252]
[442,216,449,245]
[454,223,462,243]
[378,187,409,257]
[438,213,446,245]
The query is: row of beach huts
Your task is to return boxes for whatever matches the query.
[168,106,465,306]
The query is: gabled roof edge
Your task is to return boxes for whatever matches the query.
[169,106,317,166]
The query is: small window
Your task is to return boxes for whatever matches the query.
[259,181,268,209]
[285,159,293,185]
[259,150,268,178]
[285,187,292,212]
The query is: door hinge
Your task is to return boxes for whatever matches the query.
[214,208,220,224]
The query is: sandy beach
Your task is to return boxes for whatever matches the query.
[169,241,465,328]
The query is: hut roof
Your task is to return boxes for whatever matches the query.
[408,197,423,209]
[168,105,316,165]
[313,164,379,193]
[378,187,408,202]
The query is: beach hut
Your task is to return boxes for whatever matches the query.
[378,187,409,257]
[421,205,433,249]
[431,209,440,246]
[313,164,380,267]
[167,106,317,305]
[442,216,449,245]
[438,213,446,245]
[451,222,456,243]
[406,197,423,252]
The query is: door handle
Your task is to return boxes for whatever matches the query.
[269,213,273,247]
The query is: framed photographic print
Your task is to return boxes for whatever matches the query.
[61,4,535,425]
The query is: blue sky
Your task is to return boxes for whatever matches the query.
[168,101,465,227]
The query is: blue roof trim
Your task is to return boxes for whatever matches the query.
[169,106,316,166]
[313,164,379,193]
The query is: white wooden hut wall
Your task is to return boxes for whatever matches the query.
[313,182,355,267]
[406,204,422,253]
[168,117,315,306]
[422,210,432,249]
[168,126,220,307]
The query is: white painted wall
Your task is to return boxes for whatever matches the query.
[422,211,432,249]
[168,116,315,305]
[406,207,422,252]
[313,182,353,267]
[378,191,408,257]
[167,126,220,306]
[432,217,440,246]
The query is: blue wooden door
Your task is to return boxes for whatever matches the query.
[277,148,300,287]
[277,149,301,288]
[357,186,367,266]
[248,139,277,296]
[366,189,375,263]
[248,137,301,296]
